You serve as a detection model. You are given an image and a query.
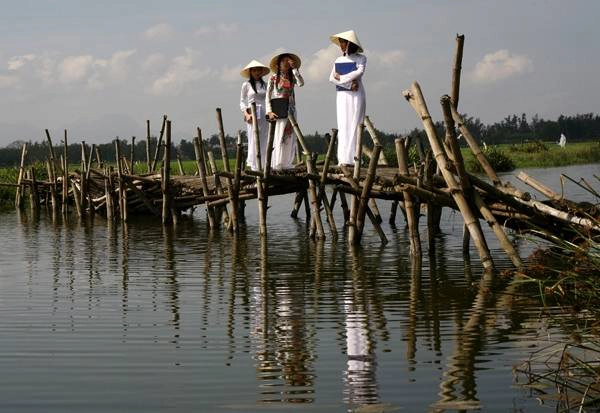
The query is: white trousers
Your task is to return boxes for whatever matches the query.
[271,118,297,170]
[246,116,269,171]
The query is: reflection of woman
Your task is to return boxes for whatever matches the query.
[266,53,304,170]
[329,30,367,166]
[240,60,271,171]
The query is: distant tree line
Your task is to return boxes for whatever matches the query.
[1,112,599,167]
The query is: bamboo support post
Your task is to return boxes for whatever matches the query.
[207,149,230,226]
[441,95,522,268]
[451,34,465,109]
[306,153,325,239]
[146,120,152,173]
[364,116,389,165]
[193,129,216,228]
[228,133,244,232]
[95,145,103,168]
[251,103,267,236]
[161,121,172,224]
[348,123,364,240]
[70,175,82,218]
[176,150,185,176]
[115,138,127,222]
[287,112,324,239]
[151,115,167,172]
[30,168,40,211]
[130,136,136,173]
[45,129,61,175]
[354,144,382,244]
[79,142,88,212]
[290,191,304,218]
[317,129,338,237]
[216,108,231,174]
[396,138,421,256]
[389,200,399,225]
[62,130,68,216]
[105,167,114,220]
[46,160,57,215]
[403,82,493,271]
[15,143,27,209]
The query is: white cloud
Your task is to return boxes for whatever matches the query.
[144,23,173,40]
[142,53,167,73]
[87,49,136,90]
[370,50,406,67]
[303,46,407,83]
[58,55,95,83]
[194,22,239,38]
[469,49,534,83]
[147,48,211,96]
[8,54,36,71]
[304,44,339,82]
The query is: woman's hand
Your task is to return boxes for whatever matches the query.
[266,111,278,120]
[351,80,359,91]
[244,112,253,124]
[333,72,341,80]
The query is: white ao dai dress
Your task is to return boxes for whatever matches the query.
[329,53,367,165]
[240,79,268,171]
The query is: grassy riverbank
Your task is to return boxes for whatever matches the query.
[462,140,600,172]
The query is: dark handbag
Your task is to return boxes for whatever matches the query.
[269,97,289,119]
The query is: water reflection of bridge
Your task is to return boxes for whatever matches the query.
[16,209,533,411]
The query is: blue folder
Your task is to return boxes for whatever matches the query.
[335,62,357,91]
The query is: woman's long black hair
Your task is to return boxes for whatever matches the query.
[275,54,295,89]
[345,41,359,55]
[249,71,266,93]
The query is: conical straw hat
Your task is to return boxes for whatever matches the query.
[269,53,302,72]
[240,60,270,78]
[330,30,363,53]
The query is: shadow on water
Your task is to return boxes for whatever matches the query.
[2,193,577,412]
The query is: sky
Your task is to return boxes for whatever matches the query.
[1,0,599,146]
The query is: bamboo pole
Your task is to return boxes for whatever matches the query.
[228,132,243,232]
[105,167,114,220]
[46,160,57,215]
[451,34,465,109]
[348,123,364,240]
[95,145,103,168]
[70,174,82,218]
[15,143,27,209]
[450,106,501,186]
[146,120,152,173]
[30,168,40,211]
[161,121,172,224]
[251,103,267,236]
[45,129,61,175]
[403,82,493,270]
[80,142,88,212]
[441,95,522,268]
[193,130,216,229]
[516,172,562,201]
[287,112,324,239]
[216,108,231,170]
[364,116,389,165]
[115,138,127,222]
[317,129,338,237]
[396,138,421,256]
[207,149,230,226]
[151,114,167,172]
[354,145,382,244]
[130,136,136,173]
[62,130,68,216]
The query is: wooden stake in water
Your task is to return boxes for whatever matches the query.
[15,143,27,209]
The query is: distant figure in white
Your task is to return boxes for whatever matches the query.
[559,133,567,148]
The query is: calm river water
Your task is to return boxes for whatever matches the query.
[0,164,598,412]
